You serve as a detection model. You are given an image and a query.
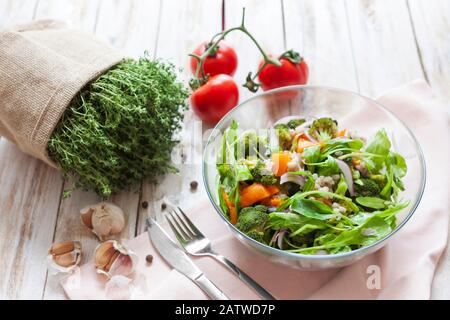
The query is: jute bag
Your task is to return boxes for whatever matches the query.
[0,20,124,167]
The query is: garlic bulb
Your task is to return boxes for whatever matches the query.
[47,241,81,273]
[80,202,125,240]
[94,240,138,278]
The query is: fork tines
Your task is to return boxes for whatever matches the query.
[166,207,202,242]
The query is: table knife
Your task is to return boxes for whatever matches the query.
[146,218,229,300]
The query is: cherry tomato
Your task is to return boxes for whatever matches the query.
[257,56,309,91]
[190,41,238,77]
[190,74,239,124]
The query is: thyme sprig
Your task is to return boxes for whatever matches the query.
[48,56,188,197]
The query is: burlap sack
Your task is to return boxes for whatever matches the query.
[0,20,124,167]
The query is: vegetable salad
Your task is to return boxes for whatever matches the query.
[216,116,409,255]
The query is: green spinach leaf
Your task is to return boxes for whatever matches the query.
[356,197,387,209]
[365,129,391,171]
[290,198,336,220]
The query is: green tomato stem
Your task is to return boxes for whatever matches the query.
[192,7,282,89]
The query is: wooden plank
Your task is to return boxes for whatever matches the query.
[407,0,450,105]
[94,0,161,58]
[283,0,358,89]
[32,0,102,300]
[137,0,223,233]
[0,0,61,300]
[345,0,424,96]
[407,0,450,299]
[41,0,162,299]
[33,0,100,31]
[0,0,38,27]
[0,144,63,299]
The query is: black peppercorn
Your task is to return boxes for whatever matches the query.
[145,255,153,264]
[190,180,198,190]
[141,201,148,209]
[161,202,167,210]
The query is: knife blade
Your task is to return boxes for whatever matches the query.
[146,218,229,300]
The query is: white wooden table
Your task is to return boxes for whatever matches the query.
[0,0,449,300]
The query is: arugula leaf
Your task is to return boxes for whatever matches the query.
[294,190,360,213]
[293,215,392,253]
[302,145,321,171]
[316,156,340,176]
[380,168,394,199]
[350,201,409,225]
[335,174,348,196]
[329,246,352,254]
[219,120,239,165]
[291,198,336,220]
[235,164,253,182]
[387,152,407,178]
[365,129,391,171]
[267,212,305,230]
[217,121,257,209]
[321,138,364,158]
[267,212,328,236]
[217,184,229,219]
[356,197,387,209]
[287,171,315,192]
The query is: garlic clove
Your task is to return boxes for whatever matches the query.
[94,241,117,269]
[108,252,135,277]
[80,207,94,229]
[80,202,125,240]
[94,240,137,278]
[47,241,81,274]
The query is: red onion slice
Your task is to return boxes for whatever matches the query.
[280,172,306,186]
[277,229,287,249]
[303,130,318,143]
[294,120,312,132]
[335,158,355,196]
[271,229,287,249]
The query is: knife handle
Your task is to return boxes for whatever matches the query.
[194,274,229,300]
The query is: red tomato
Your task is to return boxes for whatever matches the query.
[258,56,309,91]
[190,74,239,124]
[190,41,238,77]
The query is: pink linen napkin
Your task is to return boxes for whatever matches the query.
[62,80,450,300]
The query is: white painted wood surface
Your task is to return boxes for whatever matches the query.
[0,0,448,299]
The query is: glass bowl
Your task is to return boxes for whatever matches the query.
[202,85,425,269]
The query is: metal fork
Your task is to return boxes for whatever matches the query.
[166,207,275,300]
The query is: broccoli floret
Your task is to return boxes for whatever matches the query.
[245,230,266,243]
[239,130,267,158]
[236,205,268,242]
[369,174,387,188]
[250,161,277,185]
[354,178,381,197]
[260,175,278,185]
[308,117,338,141]
[274,124,292,150]
[287,118,306,129]
[217,163,232,178]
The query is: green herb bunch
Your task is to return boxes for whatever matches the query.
[48,56,188,197]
